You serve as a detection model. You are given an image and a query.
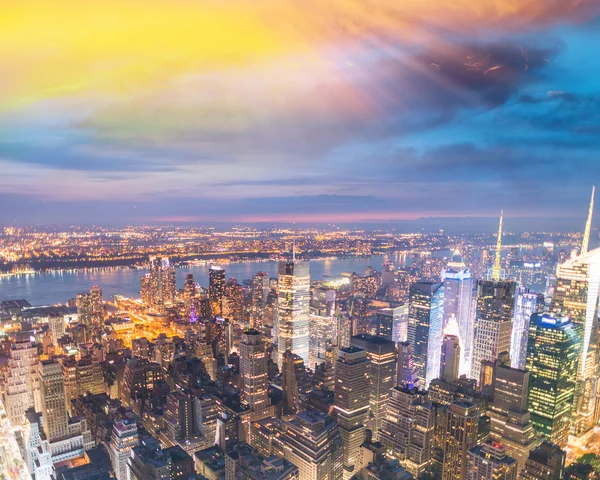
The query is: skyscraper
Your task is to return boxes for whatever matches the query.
[76,291,93,326]
[441,401,480,480]
[251,272,270,329]
[277,259,310,367]
[3,335,40,425]
[470,280,516,383]
[487,360,540,473]
[379,386,436,477]
[38,359,69,442]
[350,334,396,439]
[281,350,309,415]
[280,409,343,480]
[549,187,599,437]
[144,256,177,311]
[109,420,139,480]
[407,281,444,388]
[160,259,176,306]
[89,285,104,323]
[163,390,202,444]
[49,313,66,345]
[374,305,408,343]
[309,288,336,370]
[209,265,226,317]
[441,251,474,376]
[396,341,416,387]
[512,290,544,370]
[440,334,460,383]
[239,329,269,412]
[334,346,370,480]
[183,273,197,321]
[526,314,581,448]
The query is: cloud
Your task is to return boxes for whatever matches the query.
[0,0,593,110]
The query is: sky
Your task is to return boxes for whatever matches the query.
[0,0,599,230]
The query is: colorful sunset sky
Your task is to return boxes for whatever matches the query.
[1,0,599,229]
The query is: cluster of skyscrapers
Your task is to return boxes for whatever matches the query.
[2,189,600,480]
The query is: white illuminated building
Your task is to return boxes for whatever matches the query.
[552,248,600,376]
[277,257,310,367]
[549,186,600,436]
[3,336,40,426]
[441,252,474,377]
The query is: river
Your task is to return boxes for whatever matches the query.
[0,256,394,306]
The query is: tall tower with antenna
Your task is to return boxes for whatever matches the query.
[492,210,503,281]
[581,186,595,256]
[549,186,600,437]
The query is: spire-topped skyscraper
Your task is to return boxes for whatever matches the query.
[492,210,503,281]
[581,185,595,256]
[550,186,600,436]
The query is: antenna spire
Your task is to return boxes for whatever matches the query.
[581,186,595,256]
[292,239,296,263]
[492,210,503,281]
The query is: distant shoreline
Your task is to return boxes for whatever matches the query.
[0,252,386,278]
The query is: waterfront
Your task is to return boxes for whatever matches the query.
[0,256,389,306]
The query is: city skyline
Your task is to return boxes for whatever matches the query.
[0,1,599,226]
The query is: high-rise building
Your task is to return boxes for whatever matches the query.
[441,401,480,480]
[3,336,40,425]
[520,441,565,480]
[149,256,162,308]
[379,386,436,477]
[76,292,93,326]
[526,314,581,448]
[279,409,343,480]
[39,359,69,442]
[549,189,599,437]
[143,256,177,311]
[183,273,197,321]
[350,334,395,439]
[251,272,270,329]
[486,360,539,473]
[89,285,104,323]
[49,313,66,345]
[407,281,444,388]
[466,441,518,480]
[512,290,544,370]
[334,313,352,350]
[277,259,310,367]
[440,334,460,383]
[160,259,176,306]
[140,274,152,306]
[209,265,226,317]
[163,391,202,445]
[309,288,336,369]
[334,346,370,480]
[382,261,396,286]
[121,358,164,407]
[61,355,105,412]
[282,413,337,477]
[109,420,139,480]
[470,280,516,383]
[441,252,474,376]
[282,350,309,415]
[396,341,416,387]
[239,329,269,412]
[374,305,408,343]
